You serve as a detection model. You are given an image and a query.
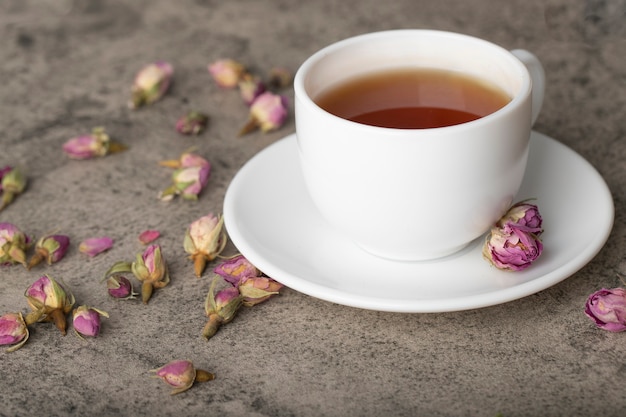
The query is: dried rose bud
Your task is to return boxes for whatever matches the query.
[129,61,174,109]
[183,213,227,277]
[497,201,543,235]
[0,312,30,352]
[239,92,289,136]
[482,225,543,271]
[159,153,211,201]
[213,254,260,286]
[27,234,70,270]
[0,166,27,212]
[24,275,75,335]
[62,127,124,160]
[202,278,242,340]
[72,305,109,338]
[105,275,137,300]
[150,360,214,395]
[79,236,114,257]
[239,277,284,307]
[176,111,209,135]
[238,74,266,106]
[267,67,293,89]
[585,288,626,332]
[131,244,170,304]
[208,59,245,88]
[138,229,160,245]
[0,222,30,267]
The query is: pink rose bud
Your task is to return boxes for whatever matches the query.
[238,74,266,106]
[239,277,284,307]
[138,229,160,245]
[202,278,242,340]
[183,213,227,277]
[131,244,170,304]
[129,61,174,109]
[0,222,30,267]
[63,127,113,160]
[105,275,137,300]
[482,225,543,271]
[213,254,260,286]
[585,288,626,332]
[72,305,108,338]
[0,312,30,352]
[498,201,543,235]
[0,166,27,212]
[239,92,289,136]
[27,234,70,270]
[175,111,209,135]
[79,236,114,257]
[151,359,214,395]
[208,59,245,88]
[24,275,75,335]
[158,153,211,201]
[267,66,293,89]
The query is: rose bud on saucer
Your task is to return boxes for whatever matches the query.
[72,305,109,338]
[27,233,70,270]
[129,61,174,109]
[0,312,30,353]
[497,201,543,235]
[150,359,214,395]
[482,225,543,271]
[585,287,626,332]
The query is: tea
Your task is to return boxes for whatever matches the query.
[314,68,511,129]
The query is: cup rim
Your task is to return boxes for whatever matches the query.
[294,29,533,135]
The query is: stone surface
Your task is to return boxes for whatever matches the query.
[1,0,625,416]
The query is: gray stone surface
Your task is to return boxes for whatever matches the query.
[1,0,625,416]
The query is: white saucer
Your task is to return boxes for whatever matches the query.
[224,131,614,312]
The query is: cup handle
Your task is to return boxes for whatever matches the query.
[511,49,545,126]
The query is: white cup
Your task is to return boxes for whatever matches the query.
[294,30,545,261]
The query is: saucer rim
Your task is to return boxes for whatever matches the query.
[224,131,614,313]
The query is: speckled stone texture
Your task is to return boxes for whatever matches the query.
[1,0,625,416]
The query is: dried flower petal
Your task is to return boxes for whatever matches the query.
[151,360,214,395]
[208,59,245,88]
[0,222,30,267]
[79,236,114,257]
[0,166,27,211]
[28,234,70,270]
[129,61,174,109]
[585,288,626,332]
[176,111,209,135]
[239,92,288,135]
[138,230,160,245]
[72,305,109,338]
[183,213,227,277]
[0,312,29,352]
